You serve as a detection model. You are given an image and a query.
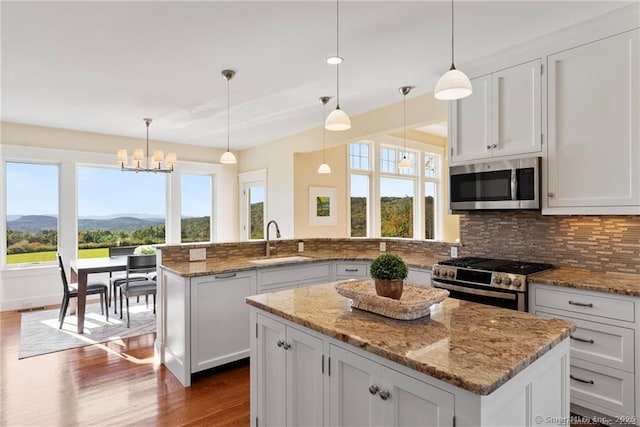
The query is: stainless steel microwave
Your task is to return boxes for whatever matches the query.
[449,157,540,210]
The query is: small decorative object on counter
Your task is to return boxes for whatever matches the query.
[370,253,408,299]
[134,245,156,255]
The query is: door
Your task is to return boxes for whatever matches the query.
[491,59,541,157]
[256,314,287,427]
[381,366,454,427]
[329,344,379,427]
[450,74,492,163]
[287,326,325,427]
[547,30,640,208]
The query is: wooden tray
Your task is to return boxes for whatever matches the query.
[335,280,449,320]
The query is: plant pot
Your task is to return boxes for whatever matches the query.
[374,279,404,300]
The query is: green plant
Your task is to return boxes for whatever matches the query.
[134,245,156,255]
[370,253,408,281]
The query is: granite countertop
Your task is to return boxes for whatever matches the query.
[160,251,440,277]
[530,267,640,297]
[245,282,575,395]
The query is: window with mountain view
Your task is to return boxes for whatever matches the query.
[181,174,212,243]
[77,166,166,258]
[5,162,59,265]
[349,142,371,237]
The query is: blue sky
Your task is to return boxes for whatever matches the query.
[7,163,211,217]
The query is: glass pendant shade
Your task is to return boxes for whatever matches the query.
[434,67,473,100]
[317,163,332,174]
[398,156,411,169]
[325,107,351,131]
[220,150,237,164]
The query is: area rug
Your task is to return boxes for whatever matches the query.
[19,301,156,359]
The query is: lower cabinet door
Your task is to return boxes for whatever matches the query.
[257,314,287,427]
[381,366,454,427]
[329,344,455,427]
[329,344,379,426]
[287,326,325,427]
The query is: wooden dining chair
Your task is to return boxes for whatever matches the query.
[57,253,109,329]
[119,254,157,328]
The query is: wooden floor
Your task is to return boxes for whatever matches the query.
[0,307,249,426]
[1,306,606,427]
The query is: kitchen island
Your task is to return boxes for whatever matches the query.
[246,282,575,427]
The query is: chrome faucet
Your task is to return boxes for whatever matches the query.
[266,220,281,257]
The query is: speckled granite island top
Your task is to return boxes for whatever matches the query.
[245,282,575,395]
[530,267,640,297]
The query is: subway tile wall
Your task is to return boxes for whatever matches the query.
[459,212,640,274]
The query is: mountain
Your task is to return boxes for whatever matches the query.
[7,215,165,233]
[6,215,57,233]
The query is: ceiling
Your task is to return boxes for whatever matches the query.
[1,1,632,150]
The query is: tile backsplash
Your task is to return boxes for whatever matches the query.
[459,212,640,274]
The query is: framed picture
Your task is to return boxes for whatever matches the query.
[309,186,337,226]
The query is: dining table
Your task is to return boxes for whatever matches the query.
[69,257,129,334]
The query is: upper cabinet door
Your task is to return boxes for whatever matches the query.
[492,59,542,157]
[547,29,640,209]
[450,74,492,163]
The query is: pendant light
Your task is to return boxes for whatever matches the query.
[325,0,351,131]
[398,86,413,170]
[219,69,237,164]
[434,0,472,100]
[317,96,332,174]
[117,118,177,173]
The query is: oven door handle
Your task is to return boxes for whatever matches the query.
[432,280,517,301]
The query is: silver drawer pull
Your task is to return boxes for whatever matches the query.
[379,390,391,401]
[215,272,237,279]
[568,300,593,308]
[344,268,359,272]
[368,385,379,395]
[276,340,284,348]
[570,374,594,385]
[570,336,595,344]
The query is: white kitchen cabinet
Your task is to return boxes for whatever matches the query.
[258,262,331,293]
[450,59,542,164]
[530,283,639,419]
[256,313,324,427]
[190,271,256,373]
[334,261,369,281]
[329,344,454,427]
[546,29,640,213]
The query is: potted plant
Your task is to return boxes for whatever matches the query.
[370,253,408,300]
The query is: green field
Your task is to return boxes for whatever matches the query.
[6,248,110,265]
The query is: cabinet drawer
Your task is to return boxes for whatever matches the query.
[537,311,634,373]
[570,359,635,417]
[335,262,368,278]
[533,286,634,322]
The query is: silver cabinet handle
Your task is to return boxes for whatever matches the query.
[548,192,555,197]
[491,144,497,148]
[276,340,284,348]
[368,385,379,395]
[486,145,492,150]
[379,390,391,401]
[214,272,237,279]
[568,300,593,308]
[570,336,595,344]
[282,342,291,350]
[570,375,594,385]
[345,268,359,272]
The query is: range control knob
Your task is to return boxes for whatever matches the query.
[494,276,502,285]
[513,279,522,288]
[433,268,440,277]
[503,277,512,286]
[448,270,455,279]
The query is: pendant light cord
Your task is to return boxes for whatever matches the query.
[403,93,406,155]
[145,118,151,167]
[226,77,230,152]
[335,0,341,108]
[322,103,327,162]
[450,0,455,68]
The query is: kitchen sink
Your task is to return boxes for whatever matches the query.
[248,256,312,265]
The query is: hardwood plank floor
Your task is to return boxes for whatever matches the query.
[1,307,607,427]
[1,307,249,426]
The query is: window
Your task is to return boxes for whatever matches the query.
[248,186,265,240]
[5,162,59,265]
[77,167,166,258]
[181,174,212,243]
[348,141,443,240]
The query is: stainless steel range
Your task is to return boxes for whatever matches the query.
[431,257,553,311]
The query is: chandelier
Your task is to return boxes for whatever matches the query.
[117,118,176,173]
